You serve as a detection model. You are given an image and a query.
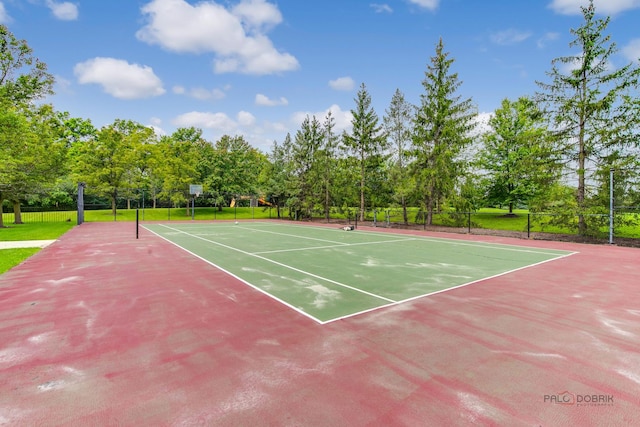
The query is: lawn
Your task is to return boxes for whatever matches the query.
[0,222,74,274]
[0,248,40,274]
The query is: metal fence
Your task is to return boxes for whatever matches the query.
[1,207,76,224]
[4,200,639,247]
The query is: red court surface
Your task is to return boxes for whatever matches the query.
[1,221,639,426]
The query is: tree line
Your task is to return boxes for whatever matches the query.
[2,1,639,234]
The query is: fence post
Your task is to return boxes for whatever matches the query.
[527,213,531,239]
[468,212,471,233]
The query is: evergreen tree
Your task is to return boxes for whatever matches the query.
[412,38,476,225]
[384,88,414,224]
[319,111,339,221]
[343,83,387,221]
[291,116,323,218]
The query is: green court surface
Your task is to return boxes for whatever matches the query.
[143,222,575,323]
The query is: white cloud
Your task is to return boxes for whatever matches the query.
[622,39,640,62]
[291,104,353,134]
[136,0,299,75]
[255,93,288,106]
[490,29,532,46]
[473,112,493,136]
[54,74,72,93]
[173,85,226,100]
[370,3,393,13]
[74,57,165,99]
[237,111,256,126]
[537,32,560,49]
[45,0,78,20]
[231,0,282,31]
[148,117,166,136]
[329,76,355,91]
[173,111,237,132]
[192,87,226,100]
[548,0,640,15]
[0,2,11,23]
[407,0,439,10]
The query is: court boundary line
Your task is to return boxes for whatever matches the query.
[252,237,418,255]
[144,222,578,325]
[142,226,325,324]
[236,225,350,246]
[173,221,575,257]
[258,221,579,257]
[322,251,578,324]
[152,224,396,304]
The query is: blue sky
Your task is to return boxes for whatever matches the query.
[2,0,640,151]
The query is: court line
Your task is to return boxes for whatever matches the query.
[142,226,325,325]
[321,251,578,324]
[154,224,396,304]
[235,225,351,246]
[252,237,418,255]
[262,222,576,257]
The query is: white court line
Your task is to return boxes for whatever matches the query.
[154,224,396,304]
[143,226,325,324]
[252,237,417,255]
[321,250,578,324]
[261,222,576,257]
[236,225,350,246]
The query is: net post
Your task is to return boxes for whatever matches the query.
[136,209,139,239]
[609,168,614,244]
[77,182,85,225]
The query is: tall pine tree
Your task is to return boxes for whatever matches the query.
[343,83,387,221]
[384,88,414,225]
[412,38,476,225]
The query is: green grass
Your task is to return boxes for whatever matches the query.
[0,248,40,274]
[0,222,74,274]
[0,222,75,241]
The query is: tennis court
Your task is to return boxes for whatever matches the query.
[144,222,575,323]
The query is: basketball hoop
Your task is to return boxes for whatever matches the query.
[189,184,203,197]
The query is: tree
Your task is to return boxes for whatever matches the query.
[478,97,560,213]
[536,0,640,234]
[318,111,339,221]
[0,25,54,106]
[412,38,476,225]
[72,119,155,215]
[384,88,414,224]
[0,103,66,225]
[207,135,266,208]
[343,83,387,221]
[290,115,323,218]
[154,128,201,209]
[261,136,294,218]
